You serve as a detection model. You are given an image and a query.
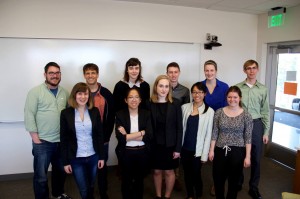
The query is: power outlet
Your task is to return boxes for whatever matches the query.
[206,33,211,41]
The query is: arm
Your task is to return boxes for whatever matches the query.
[244,143,251,168]
[60,110,70,166]
[244,112,253,168]
[208,140,216,162]
[201,109,214,162]
[261,88,270,144]
[104,89,115,143]
[209,110,220,161]
[95,109,105,160]
[175,101,183,154]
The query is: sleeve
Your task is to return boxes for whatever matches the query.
[261,88,270,136]
[141,111,153,144]
[244,112,253,144]
[104,89,115,142]
[201,109,214,162]
[95,109,105,160]
[24,89,38,132]
[222,83,229,107]
[60,110,69,166]
[175,102,183,153]
[183,88,191,104]
[211,109,221,141]
[113,82,125,113]
[115,111,127,145]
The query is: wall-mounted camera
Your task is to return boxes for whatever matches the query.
[204,33,222,50]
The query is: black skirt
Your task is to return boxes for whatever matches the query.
[151,144,179,170]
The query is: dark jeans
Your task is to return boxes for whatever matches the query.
[32,140,66,199]
[71,154,99,199]
[98,143,109,199]
[181,148,203,198]
[120,147,149,199]
[213,146,245,199]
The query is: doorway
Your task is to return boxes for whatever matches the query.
[266,41,300,168]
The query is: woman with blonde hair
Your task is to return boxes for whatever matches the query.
[148,75,183,199]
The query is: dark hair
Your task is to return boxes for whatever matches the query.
[243,59,259,70]
[123,58,143,83]
[191,82,209,114]
[204,60,217,71]
[68,82,93,109]
[83,63,99,74]
[125,87,141,99]
[166,62,180,72]
[226,86,242,107]
[44,62,60,73]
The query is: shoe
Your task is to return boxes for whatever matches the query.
[174,179,182,191]
[248,189,262,199]
[210,185,215,196]
[56,193,72,199]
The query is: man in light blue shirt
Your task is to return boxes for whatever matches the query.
[24,62,71,199]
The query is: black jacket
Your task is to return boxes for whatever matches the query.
[60,107,104,166]
[115,108,153,160]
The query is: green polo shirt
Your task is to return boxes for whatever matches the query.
[24,83,69,142]
[236,80,270,136]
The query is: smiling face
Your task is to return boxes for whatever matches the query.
[84,69,99,86]
[156,79,170,100]
[204,64,217,81]
[125,89,141,110]
[191,87,206,104]
[244,63,259,81]
[167,66,180,84]
[227,91,241,108]
[127,65,140,82]
[76,89,89,107]
[44,66,61,88]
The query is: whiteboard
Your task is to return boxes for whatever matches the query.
[0,38,201,121]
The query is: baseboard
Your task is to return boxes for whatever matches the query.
[0,172,33,181]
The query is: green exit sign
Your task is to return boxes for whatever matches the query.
[269,14,284,27]
[268,7,286,28]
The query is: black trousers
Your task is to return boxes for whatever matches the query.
[120,147,149,199]
[213,146,245,199]
[181,148,203,198]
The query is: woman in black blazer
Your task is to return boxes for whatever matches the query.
[149,75,183,199]
[115,87,152,199]
[60,82,104,199]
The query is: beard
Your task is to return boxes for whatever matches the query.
[45,77,61,87]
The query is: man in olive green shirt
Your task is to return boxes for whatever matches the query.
[236,60,270,199]
[24,62,71,199]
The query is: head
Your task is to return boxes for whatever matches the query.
[83,63,99,86]
[191,82,207,103]
[151,75,173,103]
[123,58,143,83]
[44,62,61,88]
[204,60,218,81]
[243,59,259,80]
[226,86,242,108]
[125,87,142,110]
[166,62,180,84]
[68,82,93,109]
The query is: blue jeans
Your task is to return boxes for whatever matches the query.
[71,154,99,199]
[32,140,66,199]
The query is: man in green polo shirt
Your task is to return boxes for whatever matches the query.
[236,59,270,199]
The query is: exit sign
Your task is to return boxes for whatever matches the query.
[268,7,286,28]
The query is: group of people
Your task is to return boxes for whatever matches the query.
[24,58,270,199]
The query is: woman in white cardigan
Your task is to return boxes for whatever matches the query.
[181,82,214,199]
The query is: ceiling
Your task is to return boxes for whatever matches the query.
[112,0,300,14]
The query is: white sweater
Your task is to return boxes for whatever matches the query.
[181,102,214,161]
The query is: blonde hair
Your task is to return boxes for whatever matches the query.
[68,82,93,109]
[151,75,173,103]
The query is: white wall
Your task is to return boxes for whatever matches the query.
[257,5,300,83]
[0,0,258,175]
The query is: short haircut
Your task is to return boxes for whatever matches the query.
[166,62,180,72]
[123,58,143,83]
[243,59,259,70]
[83,63,99,74]
[44,62,60,73]
[204,60,218,71]
[68,82,93,109]
[226,86,242,107]
[151,75,173,103]
[191,82,207,94]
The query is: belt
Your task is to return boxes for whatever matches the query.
[125,145,145,150]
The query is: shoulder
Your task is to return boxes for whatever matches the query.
[235,81,246,88]
[114,81,127,88]
[216,79,229,88]
[178,83,189,91]
[255,81,268,90]
[181,102,192,110]
[243,109,253,119]
[100,85,113,96]
[61,107,74,115]
[172,98,181,106]
[116,108,128,117]
[140,81,150,88]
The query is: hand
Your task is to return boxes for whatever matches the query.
[118,126,126,135]
[244,157,251,168]
[98,160,105,169]
[173,152,180,159]
[208,151,214,162]
[263,135,269,144]
[64,165,72,174]
[30,132,42,144]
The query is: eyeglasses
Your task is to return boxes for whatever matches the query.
[192,91,204,95]
[245,66,258,71]
[127,96,140,100]
[47,71,61,76]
